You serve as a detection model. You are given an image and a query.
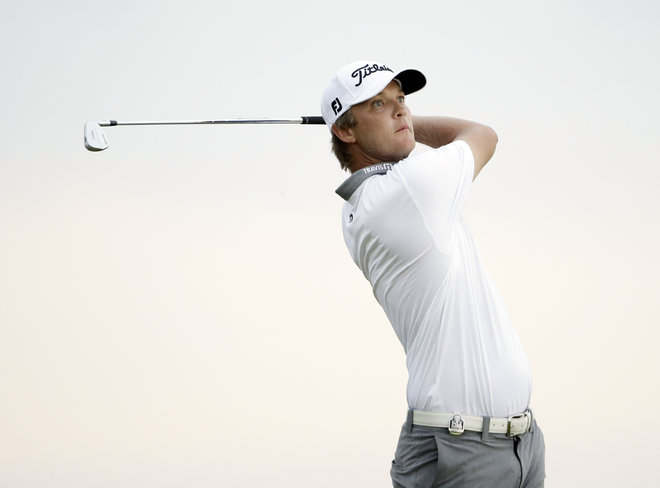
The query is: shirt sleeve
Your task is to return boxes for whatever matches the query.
[395,140,474,251]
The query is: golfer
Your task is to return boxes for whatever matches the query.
[321,60,545,487]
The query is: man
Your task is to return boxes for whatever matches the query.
[321,60,545,487]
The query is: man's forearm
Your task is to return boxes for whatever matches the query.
[412,115,498,180]
[413,116,486,148]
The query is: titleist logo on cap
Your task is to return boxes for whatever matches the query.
[351,63,394,87]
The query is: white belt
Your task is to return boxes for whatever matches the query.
[412,410,532,437]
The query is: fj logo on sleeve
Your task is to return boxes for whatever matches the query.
[331,97,343,116]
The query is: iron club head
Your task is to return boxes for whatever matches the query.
[84,121,109,151]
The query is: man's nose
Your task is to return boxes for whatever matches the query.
[394,100,407,117]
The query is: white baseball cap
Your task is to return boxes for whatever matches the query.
[320,60,426,129]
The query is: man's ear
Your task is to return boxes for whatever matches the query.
[332,123,356,144]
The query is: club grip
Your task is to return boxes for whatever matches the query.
[301,116,325,125]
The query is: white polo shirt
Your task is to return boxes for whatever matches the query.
[336,141,532,417]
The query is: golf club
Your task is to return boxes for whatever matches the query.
[83,116,325,152]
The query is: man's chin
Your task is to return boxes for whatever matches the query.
[397,142,416,160]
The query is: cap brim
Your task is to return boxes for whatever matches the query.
[395,69,426,95]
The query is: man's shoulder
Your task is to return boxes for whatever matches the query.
[403,140,472,165]
[394,141,472,184]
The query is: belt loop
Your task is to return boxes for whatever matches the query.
[481,416,491,441]
[407,409,414,433]
[528,409,535,433]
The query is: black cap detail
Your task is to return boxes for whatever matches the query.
[394,69,426,96]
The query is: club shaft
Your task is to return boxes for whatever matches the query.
[98,116,324,127]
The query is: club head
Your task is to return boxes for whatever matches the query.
[84,121,109,151]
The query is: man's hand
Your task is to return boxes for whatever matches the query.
[412,116,498,180]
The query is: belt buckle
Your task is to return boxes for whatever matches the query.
[448,413,465,436]
[506,411,530,437]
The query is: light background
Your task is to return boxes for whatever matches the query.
[1,0,659,486]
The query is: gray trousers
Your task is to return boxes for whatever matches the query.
[390,410,545,488]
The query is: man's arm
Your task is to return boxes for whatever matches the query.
[412,116,498,180]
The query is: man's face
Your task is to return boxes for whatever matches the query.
[347,81,415,164]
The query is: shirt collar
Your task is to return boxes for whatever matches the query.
[335,162,397,201]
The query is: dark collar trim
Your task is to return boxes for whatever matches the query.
[335,162,397,201]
